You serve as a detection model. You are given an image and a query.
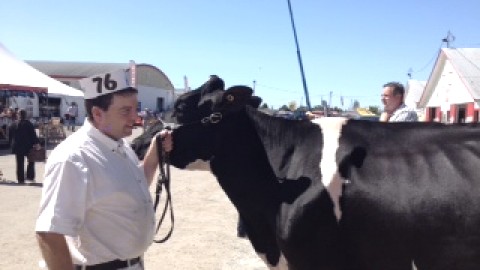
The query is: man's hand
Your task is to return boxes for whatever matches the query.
[157,130,173,152]
[36,232,74,270]
[379,112,390,122]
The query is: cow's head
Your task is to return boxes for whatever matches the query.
[172,75,225,124]
[169,76,262,168]
[131,75,226,159]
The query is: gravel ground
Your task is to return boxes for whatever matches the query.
[0,127,266,270]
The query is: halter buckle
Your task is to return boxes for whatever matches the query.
[201,112,223,124]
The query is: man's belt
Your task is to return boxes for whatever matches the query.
[74,257,141,270]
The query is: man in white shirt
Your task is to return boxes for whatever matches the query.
[35,69,172,270]
[380,82,418,122]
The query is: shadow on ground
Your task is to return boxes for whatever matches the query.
[0,179,42,187]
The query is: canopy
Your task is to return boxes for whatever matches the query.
[0,42,84,97]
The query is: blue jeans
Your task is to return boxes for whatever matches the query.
[68,117,76,131]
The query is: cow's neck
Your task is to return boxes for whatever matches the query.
[247,108,348,221]
[208,110,284,267]
[246,107,323,183]
[209,110,282,210]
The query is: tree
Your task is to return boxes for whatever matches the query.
[331,106,343,112]
[297,105,308,111]
[261,103,269,109]
[368,106,380,115]
[353,100,360,109]
[288,101,297,111]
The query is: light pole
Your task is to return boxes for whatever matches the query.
[287,0,311,110]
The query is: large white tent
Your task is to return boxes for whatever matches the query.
[0,42,85,122]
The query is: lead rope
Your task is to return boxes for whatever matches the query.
[153,134,174,243]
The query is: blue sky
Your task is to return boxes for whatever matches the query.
[1,0,479,109]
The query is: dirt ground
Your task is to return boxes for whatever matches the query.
[0,127,266,270]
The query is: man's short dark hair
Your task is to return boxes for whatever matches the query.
[85,87,138,121]
[19,109,27,120]
[383,82,405,96]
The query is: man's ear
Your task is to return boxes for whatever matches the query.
[91,106,103,123]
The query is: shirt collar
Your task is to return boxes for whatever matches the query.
[84,120,127,156]
[391,103,407,115]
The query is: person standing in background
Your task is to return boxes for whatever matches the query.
[66,102,78,131]
[10,109,40,184]
[380,82,418,122]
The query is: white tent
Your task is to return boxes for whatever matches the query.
[0,42,85,123]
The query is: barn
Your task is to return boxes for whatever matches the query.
[417,48,480,123]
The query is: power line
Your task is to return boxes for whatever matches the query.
[255,82,298,93]
[408,41,443,77]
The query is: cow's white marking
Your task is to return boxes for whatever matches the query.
[312,117,348,221]
[258,253,288,270]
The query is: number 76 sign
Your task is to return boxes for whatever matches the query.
[79,69,132,99]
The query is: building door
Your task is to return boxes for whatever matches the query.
[156,97,164,112]
[428,107,437,122]
[457,105,466,123]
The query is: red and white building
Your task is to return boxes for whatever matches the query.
[417,48,480,123]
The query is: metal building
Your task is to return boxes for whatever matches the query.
[28,61,175,114]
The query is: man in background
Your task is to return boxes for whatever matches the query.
[380,82,418,122]
[66,102,78,131]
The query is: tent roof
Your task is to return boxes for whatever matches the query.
[0,43,84,97]
[27,60,129,78]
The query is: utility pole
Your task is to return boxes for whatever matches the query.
[286,0,311,110]
[329,91,332,109]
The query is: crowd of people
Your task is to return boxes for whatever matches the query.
[0,107,18,140]
[0,106,42,184]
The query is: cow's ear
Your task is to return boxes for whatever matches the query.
[200,75,225,96]
[221,86,254,111]
[249,96,262,108]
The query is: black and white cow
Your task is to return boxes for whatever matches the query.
[164,76,480,270]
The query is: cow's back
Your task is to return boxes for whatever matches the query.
[337,121,480,269]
